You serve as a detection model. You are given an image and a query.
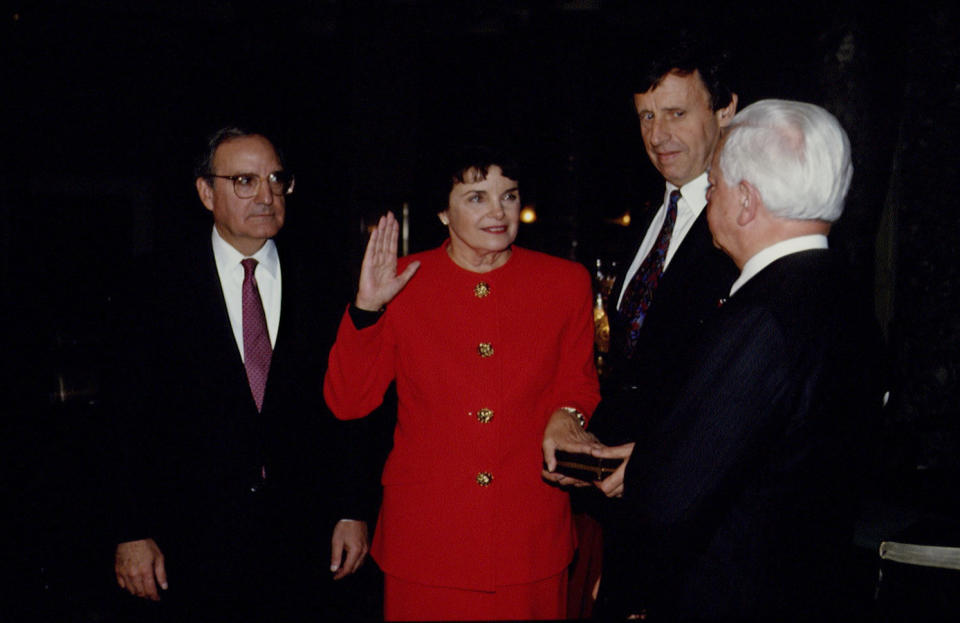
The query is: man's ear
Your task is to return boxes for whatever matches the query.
[717,93,739,128]
[736,180,759,227]
[196,177,215,213]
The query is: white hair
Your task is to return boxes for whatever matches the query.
[717,99,852,222]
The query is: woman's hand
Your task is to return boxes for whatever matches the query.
[541,409,602,487]
[355,212,420,311]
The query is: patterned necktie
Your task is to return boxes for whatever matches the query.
[241,258,272,411]
[619,189,681,358]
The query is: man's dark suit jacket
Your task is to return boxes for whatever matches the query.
[601,249,878,620]
[108,226,371,620]
[587,203,738,616]
[592,207,739,444]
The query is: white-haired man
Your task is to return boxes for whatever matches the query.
[590,99,879,620]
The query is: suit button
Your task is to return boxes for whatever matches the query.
[474,281,491,298]
[476,472,493,487]
[478,342,494,358]
[476,408,494,423]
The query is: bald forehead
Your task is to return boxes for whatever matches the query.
[213,134,280,170]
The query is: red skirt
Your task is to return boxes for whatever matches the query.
[384,570,568,621]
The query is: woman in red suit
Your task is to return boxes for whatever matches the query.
[324,148,601,621]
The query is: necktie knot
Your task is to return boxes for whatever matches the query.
[242,257,258,279]
[669,189,681,205]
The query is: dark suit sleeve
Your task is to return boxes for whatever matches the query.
[319,415,379,523]
[103,257,167,545]
[305,250,382,526]
[622,305,792,528]
[591,214,739,446]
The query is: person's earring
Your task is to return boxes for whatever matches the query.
[439,214,449,226]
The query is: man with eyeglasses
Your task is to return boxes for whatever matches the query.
[109,127,372,620]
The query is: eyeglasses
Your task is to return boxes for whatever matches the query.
[208,171,295,198]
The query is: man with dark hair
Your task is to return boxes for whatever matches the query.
[606,42,739,399]
[110,127,371,621]
[575,42,741,616]
[632,39,735,113]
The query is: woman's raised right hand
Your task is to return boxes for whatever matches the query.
[355,212,421,311]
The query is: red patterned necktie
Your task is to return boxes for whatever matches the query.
[619,189,681,358]
[241,258,272,411]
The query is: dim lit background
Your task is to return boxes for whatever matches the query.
[2,0,959,618]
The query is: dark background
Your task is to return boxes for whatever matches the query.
[2,0,959,619]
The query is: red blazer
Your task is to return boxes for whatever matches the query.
[325,244,600,591]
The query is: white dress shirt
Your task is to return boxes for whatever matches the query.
[728,234,829,297]
[617,173,711,310]
[211,227,282,361]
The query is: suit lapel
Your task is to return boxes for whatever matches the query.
[660,210,713,285]
[203,242,247,370]
[261,241,298,414]
[612,209,715,319]
[194,240,260,414]
[610,204,660,309]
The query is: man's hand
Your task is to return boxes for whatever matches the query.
[592,442,636,498]
[330,519,369,580]
[541,408,602,487]
[355,212,420,312]
[115,538,167,601]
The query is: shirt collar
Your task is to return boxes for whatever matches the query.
[211,226,279,280]
[729,234,829,296]
[665,172,710,218]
